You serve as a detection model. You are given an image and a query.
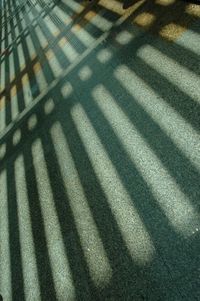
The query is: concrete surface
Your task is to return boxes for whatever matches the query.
[0,0,200,300]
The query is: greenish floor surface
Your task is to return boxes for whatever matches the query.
[0,0,200,300]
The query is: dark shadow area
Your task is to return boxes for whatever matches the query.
[182,0,200,5]
[123,0,141,9]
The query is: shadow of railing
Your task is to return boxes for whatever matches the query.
[0,0,200,300]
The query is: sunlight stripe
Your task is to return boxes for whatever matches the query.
[43,15,60,36]
[138,45,200,104]
[9,51,15,83]
[17,42,26,73]
[34,25,48,49]
[72,26,95,47]
[22,73,33,106]
[0,170,12,301]
[10,85,19,121]
[68,0,112,31]
[86,12,113,32]
[114,65,200,171]
[25,34,37,62]
[15,155,41,300]
[92,84,200,237]
[0,59,5,93]
[0,97,6,132]
[176,29,200,56]
[71,104,154,264]
[52,5,72,25]
[46,49,63,77]
[51,121,112,286]
[32,138,75,300]
[59,40,79,63]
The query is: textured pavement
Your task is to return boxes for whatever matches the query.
[0,0,200,300]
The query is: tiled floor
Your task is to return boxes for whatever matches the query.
[0,0,200,300]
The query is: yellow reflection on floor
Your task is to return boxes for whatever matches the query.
[100,0,200,41]
[134,12,156,29]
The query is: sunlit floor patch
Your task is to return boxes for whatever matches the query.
[185,4,200,18]
[134,12,156,29]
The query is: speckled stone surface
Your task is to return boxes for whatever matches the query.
[0,0,200,300]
